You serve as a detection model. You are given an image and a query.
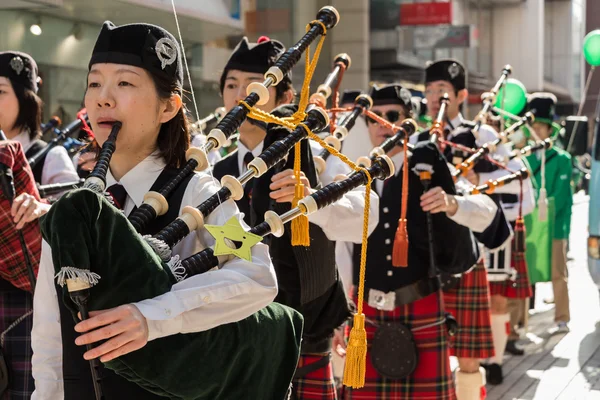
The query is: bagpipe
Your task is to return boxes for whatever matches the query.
[39,5,398,396]
[28,110,89,169]
[40,116,61,136]
[190,107,226,134]
[452,112,535,180]
[471,64,512,138]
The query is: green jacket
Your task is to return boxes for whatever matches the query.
[524,147,573,239]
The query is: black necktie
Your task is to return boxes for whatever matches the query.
[243,152,254,201]
[243,152,254,171]
[106,183,127,210]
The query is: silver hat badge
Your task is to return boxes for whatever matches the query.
[155,37,177,70]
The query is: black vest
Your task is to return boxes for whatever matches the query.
[353,146,479,292]
[214,104,351,343]
[24,140,47,185]
[55,167,194,400]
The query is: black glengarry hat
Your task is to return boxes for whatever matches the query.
[89,21,183,89]
[0,51,39,93]
[527,92,557,125]
[425,59,466,91]
[369,84,412,107]
[223,36,285,75]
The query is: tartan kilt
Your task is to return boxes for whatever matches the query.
[342,289,455,400]
[0,279,34,399]
[292,354,337,399]
[489,244,532,299]
[443,262,494,359]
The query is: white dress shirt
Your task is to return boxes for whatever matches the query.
[13,131,79,185]
[308,140,379,242]
[31,153,277,399]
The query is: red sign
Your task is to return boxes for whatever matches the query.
[400,2,452,26]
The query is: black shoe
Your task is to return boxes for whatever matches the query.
[483,363,503,385]
[505,340,525,356]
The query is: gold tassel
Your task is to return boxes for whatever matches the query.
[291,181,310,246]
[392,218,409,267]
[343,313,367,388]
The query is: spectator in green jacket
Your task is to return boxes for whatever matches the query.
[525,92,573,333]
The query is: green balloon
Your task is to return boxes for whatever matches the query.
[495,78,527,115]
[583,30,600,66]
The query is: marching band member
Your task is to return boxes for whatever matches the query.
[0,51,79,186]
[342,83,501,400]
[419,59,534,388]
[31,21,278,399]
[525,93,573,333]
[419,60,497,399]
[0,141,43,399]
[212,35,378,400]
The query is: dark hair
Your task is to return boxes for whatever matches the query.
[219,71,293,104]
[151,73,189,168]
[11,82,43,140]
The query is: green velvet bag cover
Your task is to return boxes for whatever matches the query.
[524,197,555,284]
[40,189,304,400]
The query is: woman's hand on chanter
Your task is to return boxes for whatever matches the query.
[74,304,149,362]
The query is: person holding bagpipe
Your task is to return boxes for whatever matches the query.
[523,93,573,333]
[0,51,79,186]
[338,83,506,399]
[212,35,379,400]
[418,59,535,389]
[0,140,44,399]
[31,21,283,400]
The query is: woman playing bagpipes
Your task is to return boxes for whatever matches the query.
[0,140,43,399]
[31,21,300,400]
[0,52,79,186]
[0,51,59,399]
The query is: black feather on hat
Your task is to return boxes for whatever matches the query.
[89,21,183,89]
[369,84,412,107]
[425,59,466,91]
[340,89,362,106]
[0,51,39,93]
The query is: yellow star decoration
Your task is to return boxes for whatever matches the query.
[205,216,262,261]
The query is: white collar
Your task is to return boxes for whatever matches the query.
[105,151,165,208]
[236,140,264,173]
[388,151,406,176]
[448,114,464,131]
[13,131,34,152]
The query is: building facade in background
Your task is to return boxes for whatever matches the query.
[370,0,584,118]
[0,0,588,124]
[0,0,243,124]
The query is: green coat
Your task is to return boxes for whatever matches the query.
[524,147,573,239]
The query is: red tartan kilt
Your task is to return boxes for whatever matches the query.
[443,262,494,359]
[489,244,532,299]
[0,279,34,398]
[292,354,337,399]
[342,289,456,400]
